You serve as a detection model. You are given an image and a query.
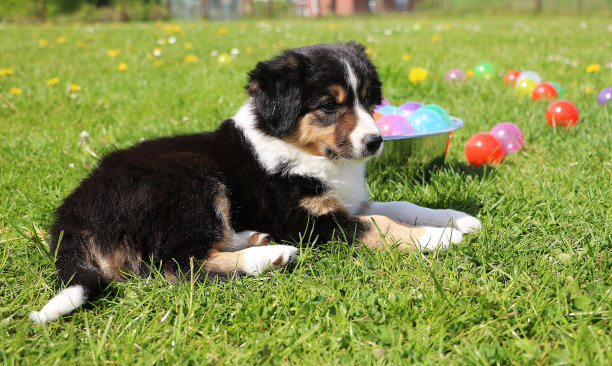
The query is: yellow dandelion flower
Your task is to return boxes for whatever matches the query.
[56,36,66,44]
[46,77,60,86]
[431,34,441,42]
[444,23,451,30]
[586,63,600,73]
[107,49,121,57]
[154,60,164,67]
[217,27,229,35]
[401,54,413,62]
[38,38,48,47]
[146,54,155,60]
[184,42,194,49]
[117,62,128,71]
[70,83,81,92]
[278,40,286,47]
[245,46,253,54]
[183,54,198,63]
[467,70,475,78]
[9,87,22,95]
[0,68,14,76]
[409,67,428,83]
[585,86,594,94]
[76,40,88,48]
[365,47,373,56]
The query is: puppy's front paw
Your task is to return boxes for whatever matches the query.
[418,227,463,250]
[242,245,298,275]
[448,211,481,234]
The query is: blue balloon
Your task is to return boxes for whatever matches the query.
[376,105,405,116]
[407,109,449,133]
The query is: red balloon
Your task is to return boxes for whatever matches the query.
[545,100,579,128]
[465,132,504,166]
[531,82,558,101]
[503,70,521,85]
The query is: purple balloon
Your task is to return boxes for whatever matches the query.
[444,68,466,83]
[377,114,413,136]
[597,87,612,105]
[399,101,423,117]
[490,122,524,155]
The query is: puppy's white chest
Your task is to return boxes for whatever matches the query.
[327,162,369,215]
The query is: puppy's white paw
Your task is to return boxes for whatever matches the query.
[447,210,481,234]
[242,245,298,275]
[418,227,463,250]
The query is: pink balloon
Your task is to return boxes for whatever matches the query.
[490,122,524,155]
[377,114,413,136]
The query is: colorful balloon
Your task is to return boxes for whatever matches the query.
[546,100,579,128]
[419,104,452,126]
[465,132,504,166]
[597,86,612,105]
[398,101,423,116]
[474,62,496,79]
[531,82,559,101]
[377,114,413,136]
[376,105,404,116]
[490,122,524,155]
[515,78,537,97]
[503,70,521,85]
[549,81,564,98]
[408,109,450,133]
[444,69,466,83]
[516,70,542,84]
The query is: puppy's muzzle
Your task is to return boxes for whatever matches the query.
[363,134,383,155]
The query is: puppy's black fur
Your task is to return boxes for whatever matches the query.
[48,42,382,304]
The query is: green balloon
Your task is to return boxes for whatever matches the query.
[419,104,452,127]
[549,81,564,98]
[474,62,496,80]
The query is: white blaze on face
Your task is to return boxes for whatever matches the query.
[343,61,382,157]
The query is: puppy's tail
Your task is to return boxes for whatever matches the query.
[29,268,108,324]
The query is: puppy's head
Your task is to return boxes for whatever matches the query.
[247,42,383,161]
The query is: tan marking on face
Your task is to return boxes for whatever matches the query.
[84,233,141,280]
[300,195,347,216]
[284,113,337,156]
[328,84,347,104]
[360,80,370,100]
[356,215,426,251]
[335,109,358,151]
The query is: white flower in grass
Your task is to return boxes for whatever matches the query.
[153,48,162,57]
[168,36,176,44]
[230,48,239,56]
[210,50,219,57]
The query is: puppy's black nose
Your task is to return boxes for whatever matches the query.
[364,134,383,154]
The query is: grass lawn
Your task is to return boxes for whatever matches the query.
[1,15,611,364]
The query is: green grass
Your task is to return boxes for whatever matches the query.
[1,15,611,364]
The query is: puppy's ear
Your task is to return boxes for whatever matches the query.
[246,52,303,137]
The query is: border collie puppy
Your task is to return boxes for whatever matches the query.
[30,42,480,323]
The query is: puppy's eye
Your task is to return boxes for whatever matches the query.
[321,100,339,113]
